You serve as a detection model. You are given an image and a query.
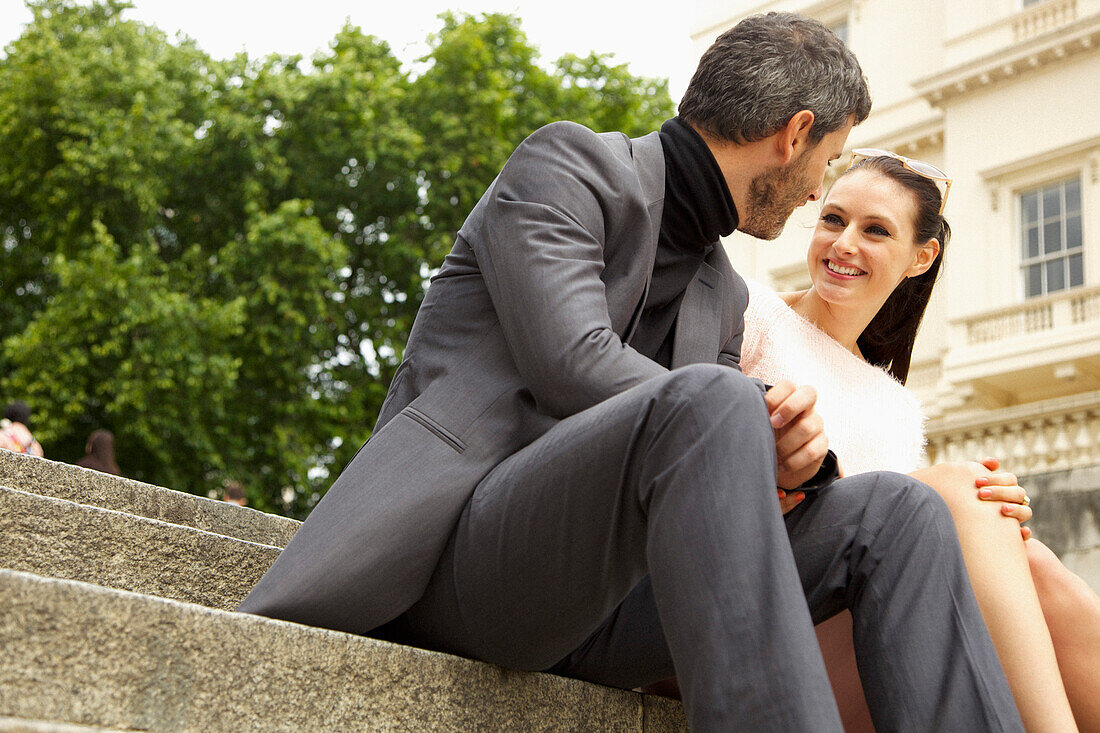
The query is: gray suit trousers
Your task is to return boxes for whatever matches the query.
[383,365,1021,732]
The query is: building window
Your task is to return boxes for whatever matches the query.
[1022,0,1047,6]
[1020,177,1083,298]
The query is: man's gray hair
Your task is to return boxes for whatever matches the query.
[679,12,871,145]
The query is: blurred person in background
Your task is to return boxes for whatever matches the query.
[0,400,44,457]
[221,479,247,507]
[76,428,120,475]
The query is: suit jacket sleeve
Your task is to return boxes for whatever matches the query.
[717,300,769,395]
[466,122,666,418]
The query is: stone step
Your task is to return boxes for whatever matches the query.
[0,717,126,732]
[0,485,278,611]
[0,569,687,732]
[0,451,297,547]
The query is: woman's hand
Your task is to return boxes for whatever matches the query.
[974,456,1032,539]
[777,488,806,515]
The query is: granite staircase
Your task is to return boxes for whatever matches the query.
[0,450,687,732]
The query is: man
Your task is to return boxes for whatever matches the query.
[239,13,1022,731]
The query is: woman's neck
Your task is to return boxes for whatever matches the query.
[781,287,876,359]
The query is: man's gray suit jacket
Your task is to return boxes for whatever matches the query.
[237,121,757,635]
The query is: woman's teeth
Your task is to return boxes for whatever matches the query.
[827,260,864,276]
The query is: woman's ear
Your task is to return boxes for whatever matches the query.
[908,238,941,277]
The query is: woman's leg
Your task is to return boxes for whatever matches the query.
[815,612,873,733]
[914,463,1078,732]
[1026,538,1100,731]
[643,612,881,733]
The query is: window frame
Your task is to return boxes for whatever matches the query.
[1017,176,1084,299]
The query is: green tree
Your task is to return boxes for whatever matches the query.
[274,27,423,470]
[403,10,673,294]
[0,0,205,337]
[552,52,674,137]
[3,222,244,492]
[200,200,350,515]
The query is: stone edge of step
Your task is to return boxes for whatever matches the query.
[0,485,282,611]
[1,568,688,732]
[0,451,298,547]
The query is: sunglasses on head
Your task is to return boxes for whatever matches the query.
[847,148,952,216]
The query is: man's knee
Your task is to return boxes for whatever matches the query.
[864,471,955,532]
[656,364,768,425]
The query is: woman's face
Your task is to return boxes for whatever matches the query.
[806,169,939,313]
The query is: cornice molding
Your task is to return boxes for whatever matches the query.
[926,388,1100,436]
[853,115,945,155]
[980,135,1100,209]
[980,134,1100,180]
[913,13,1100,107]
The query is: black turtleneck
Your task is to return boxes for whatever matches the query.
[630,117,739,366]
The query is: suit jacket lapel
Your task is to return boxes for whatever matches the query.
[620,130,665,342]
[671,256,724,369]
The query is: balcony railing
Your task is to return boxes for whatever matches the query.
[958,284,1100,346]
[1014,0,1077,42]
[925,389,1100,475]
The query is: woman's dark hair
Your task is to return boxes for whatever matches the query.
[845,156,951,384]
[3,400,32,427]
[77,428,120,476]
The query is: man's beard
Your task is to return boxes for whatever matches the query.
[739,152,815,241]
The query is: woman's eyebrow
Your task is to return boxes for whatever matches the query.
[862,212,898,227]
[823,202,898,228]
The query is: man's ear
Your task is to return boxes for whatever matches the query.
[908,238,941,277]
[774,110,816,164]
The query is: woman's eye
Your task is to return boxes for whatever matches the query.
[867,225,890,236]
[821,213,844,225]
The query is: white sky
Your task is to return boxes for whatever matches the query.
[0,1,699,100]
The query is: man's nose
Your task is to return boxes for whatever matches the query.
[806,183,824,203]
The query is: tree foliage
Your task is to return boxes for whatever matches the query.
[0,0,674,515]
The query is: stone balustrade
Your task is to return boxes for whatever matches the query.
[957,284,1100,346]
[1014,0,1078,41]
[925,389,1100,475]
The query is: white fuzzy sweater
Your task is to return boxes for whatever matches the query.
[740,281,926,476]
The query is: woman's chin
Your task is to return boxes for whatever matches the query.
[812,278,870,307]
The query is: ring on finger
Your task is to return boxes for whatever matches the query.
[1023,493,1031,507]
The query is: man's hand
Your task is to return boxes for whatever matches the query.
[765,380,828,491]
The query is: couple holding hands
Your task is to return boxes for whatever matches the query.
[239,11,1100,731]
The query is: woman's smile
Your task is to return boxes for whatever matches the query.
[824,258,866,278]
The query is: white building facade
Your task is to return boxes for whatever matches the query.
[693,0,1100,589]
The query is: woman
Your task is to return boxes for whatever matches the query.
[0,400,44,457]
[76,428,120,475]
[743,152,1100,731]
